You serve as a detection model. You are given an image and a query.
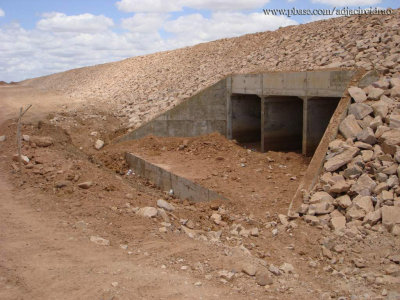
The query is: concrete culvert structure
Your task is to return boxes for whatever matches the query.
[120,69,355,156]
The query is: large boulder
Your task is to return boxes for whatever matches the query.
[324,147,359,172]
[339,115,363,139]
[353,195,374,214]
[379,129,400,155]
[368,87,384,100]
[310,191,334,204]
[348,103,373,120]
[356,127,377,145]
[371,101,389,118]
[348,86,367,103]
[389,114,400,129]
[363,209,382,226]
[350,174,377,196]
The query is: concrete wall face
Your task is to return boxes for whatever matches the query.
[231,94,261,143]
[304,97,341,155]
[125,153,226,202]
[119,79,228,142]
[119,70,354,157]
[262,97,303,152]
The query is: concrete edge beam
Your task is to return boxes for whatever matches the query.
[125,152,227,202]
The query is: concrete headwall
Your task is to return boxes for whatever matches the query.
[230,70,356,97]
[125,152,226,202]
[119,79,228,142]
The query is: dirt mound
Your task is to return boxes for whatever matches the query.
[22,11,400,129]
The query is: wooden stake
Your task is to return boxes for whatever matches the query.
[16,104,32,174]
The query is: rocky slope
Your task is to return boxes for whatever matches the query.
[23,10,400,128]
[301,75,400,235]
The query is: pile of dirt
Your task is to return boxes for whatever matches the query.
[22,10,400,129]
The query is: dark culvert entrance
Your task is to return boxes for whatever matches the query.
[304,97,341,155]
[262,96,303,153]
[231,94,261,150]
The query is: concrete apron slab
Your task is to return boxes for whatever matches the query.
[125,152,227,203]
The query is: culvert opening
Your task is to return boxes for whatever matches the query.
[304,97,341,155]
[231,94,261,150]
[262,96,303,153]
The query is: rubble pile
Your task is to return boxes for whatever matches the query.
[302,76,400,235]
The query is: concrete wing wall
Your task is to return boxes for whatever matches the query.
[119,79,228,142]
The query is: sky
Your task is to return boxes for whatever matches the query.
[0,0,397,82]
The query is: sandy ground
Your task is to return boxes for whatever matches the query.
[0,85,399,299]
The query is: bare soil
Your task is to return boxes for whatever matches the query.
[1,85,399,299]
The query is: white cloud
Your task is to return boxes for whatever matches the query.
[37,12,114,33]
[164,12,297,44]
[183,0,270,11]
[0,10,295,82]
[121,13,168,32]
[116,0,270,13]
[116,0,183,13]
[311,0,381,6]
[0,8,5,17]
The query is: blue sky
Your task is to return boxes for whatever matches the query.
[0,0,397,82]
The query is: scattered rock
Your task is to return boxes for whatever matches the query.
[78,181,93,189]
[137,207,158,218]
[331,215,346,231]
[95,139,105,150]
[269,264,281,276]
[54,181,68,188]
[90,236,110,246]
[30,136,53,147]
[210,213,222,225]
[0,135,5,142]
[256,271,273,286]
[12,154,29,165]
[250,227,259,237]
[218,270,235,281]
[156,199,175,211]
[280,263,294,274]
[242,263,257,276]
